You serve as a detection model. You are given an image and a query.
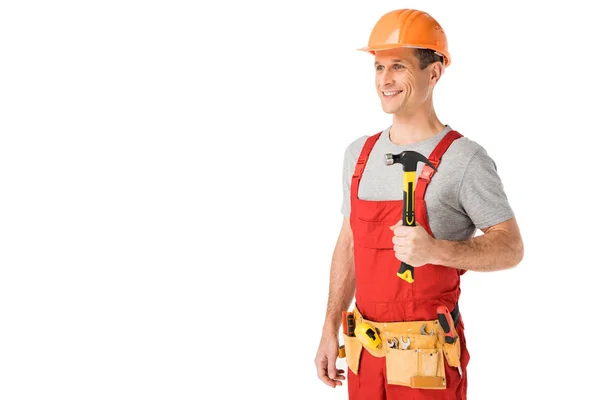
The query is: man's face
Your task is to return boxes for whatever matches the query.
[374,48,437,115]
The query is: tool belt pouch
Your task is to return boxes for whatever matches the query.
[384,331,447,390]
[442,336,461,368]
[342,334,362,375]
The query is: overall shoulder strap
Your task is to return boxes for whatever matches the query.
[351,132,382,200]
[415,130,463,200]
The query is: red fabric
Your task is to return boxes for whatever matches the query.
[347,130,470,399]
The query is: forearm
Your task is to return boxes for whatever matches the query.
[432,229,523,272]
[322,241,356,337]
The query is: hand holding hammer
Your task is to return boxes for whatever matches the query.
[385,151,437,283]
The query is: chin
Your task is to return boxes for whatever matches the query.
[380,104,399,114]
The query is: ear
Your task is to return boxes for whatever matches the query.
[430,62,443,86]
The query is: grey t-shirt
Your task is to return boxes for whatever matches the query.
[341,125,514,240]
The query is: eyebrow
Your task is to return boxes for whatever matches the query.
[374,59,407,65]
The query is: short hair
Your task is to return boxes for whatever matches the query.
[413,48,444,69]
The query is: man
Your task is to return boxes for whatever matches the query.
[314,9,524,400]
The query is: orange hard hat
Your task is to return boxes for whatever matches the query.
[357,9,451,67]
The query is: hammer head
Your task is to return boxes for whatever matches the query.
[384,150,437,172]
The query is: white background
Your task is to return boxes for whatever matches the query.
[1,0,598,399]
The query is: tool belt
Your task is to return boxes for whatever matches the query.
[340,305,462,390]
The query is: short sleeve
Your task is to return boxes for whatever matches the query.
[458,147,514,230]
[341,145,353,219]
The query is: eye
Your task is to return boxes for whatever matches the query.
[393,64,405,69]
[376,65,384,71]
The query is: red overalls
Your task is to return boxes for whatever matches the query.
[347,129,470,400]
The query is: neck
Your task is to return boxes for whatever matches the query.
[389,103,444,145]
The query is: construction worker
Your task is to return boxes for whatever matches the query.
[314,9,524,400]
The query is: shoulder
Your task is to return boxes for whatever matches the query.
[343,133,375,160]
[444,131,497,167]
[447,132,485,158]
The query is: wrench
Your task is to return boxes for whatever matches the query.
[420,324,434,336]
[399,336,410,350]
[387,337,398,349]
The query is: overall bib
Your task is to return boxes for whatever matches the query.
[345,129,470,400]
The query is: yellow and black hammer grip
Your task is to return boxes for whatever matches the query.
[385,151,438,284]
[397,170,416,283]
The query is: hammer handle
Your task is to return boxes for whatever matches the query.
[398,262,414,283]
[397,171,416,283]
[402,172,416,227]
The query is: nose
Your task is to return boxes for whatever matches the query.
[379,68,394,88]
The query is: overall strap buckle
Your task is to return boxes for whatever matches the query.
[352,157,367,178]
[418,159,440,183]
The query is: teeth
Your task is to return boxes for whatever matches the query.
[383,91,401,96]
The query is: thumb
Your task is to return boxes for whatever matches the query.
[390,219,404,230]
[328,354,337,379]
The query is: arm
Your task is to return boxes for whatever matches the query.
[432,216,524,272]
[393,145,523,271]
[321,216,356,336]
[315,216,355,388]
[433,146,524,272]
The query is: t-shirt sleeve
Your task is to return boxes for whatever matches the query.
[341,144,353,219]
[457,147,514,230]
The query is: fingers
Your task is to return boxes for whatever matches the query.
[390,220,421,232]
[392,236,406,247]
[316,357,345,388]
[392,225,422,240]
[316,357,337,388]
[391,225,410,237]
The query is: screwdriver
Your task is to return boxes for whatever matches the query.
[436,306,457,344]
[347,313,356,337]
[342,311,350,336]
[436,305,462,378]
[341,311,356,337]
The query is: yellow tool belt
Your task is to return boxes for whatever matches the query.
[340,306,461,390]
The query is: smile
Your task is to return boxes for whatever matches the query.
[382,90,403,97]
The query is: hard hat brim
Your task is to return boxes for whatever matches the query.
[357,44,450,67]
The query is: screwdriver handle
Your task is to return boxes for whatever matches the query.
[347,313,356,337]
[342,311,350,336]
[437,305,458,344]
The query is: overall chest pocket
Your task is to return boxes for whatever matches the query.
[351,217,396,249]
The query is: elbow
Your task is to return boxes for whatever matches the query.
[506,238,524,269]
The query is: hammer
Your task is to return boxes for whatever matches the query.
[384,150,438,283]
